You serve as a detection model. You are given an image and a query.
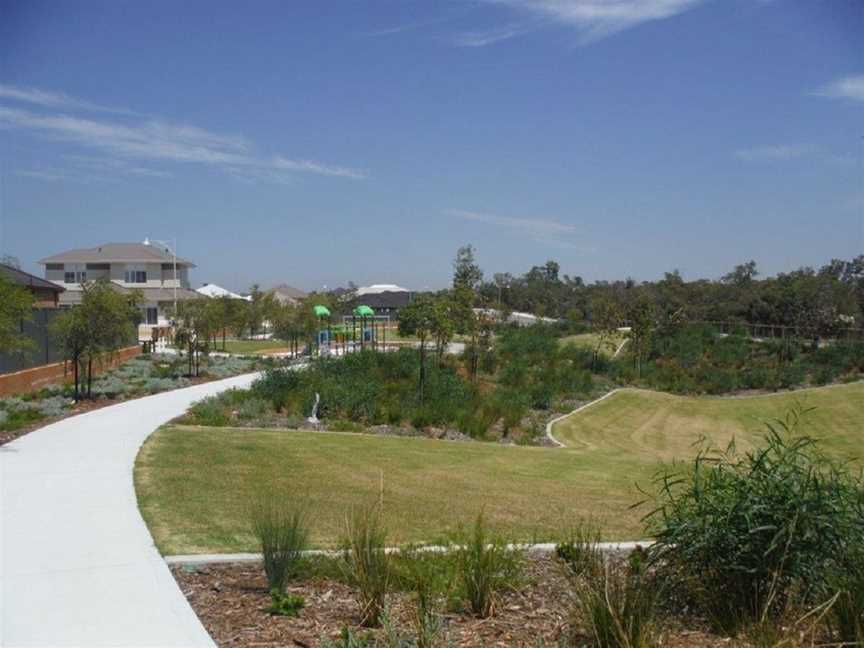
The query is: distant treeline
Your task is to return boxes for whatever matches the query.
[471,256,863,337]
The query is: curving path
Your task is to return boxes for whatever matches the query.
[0,373,258,648]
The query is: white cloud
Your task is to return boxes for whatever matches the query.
[452,24,532,47]
[447,209,591,250]
[814,75,864,102]
[733,144,811,162]
[0,84,144,116]
[0,97,364,181]
[460,0,705,45]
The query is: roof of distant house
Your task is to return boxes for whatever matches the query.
[268,284,308,299]
[0,263,65,293]
[196,283,249,300]
[356,284,409,296]
[39,241,195,267]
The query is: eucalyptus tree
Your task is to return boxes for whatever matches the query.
[0,273,35,356]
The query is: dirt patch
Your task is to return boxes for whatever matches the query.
[172,556,733,647]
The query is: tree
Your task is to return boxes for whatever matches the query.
[51,281,139,399]
[628,298,656,378]
[430,297,456,363]
[453,244,483,292]
[590,297,623,371]
[173,298,216,376]
[398,296,437,403]
[0,254,21,269]
[722,260,759,287]
[0,273,35,356]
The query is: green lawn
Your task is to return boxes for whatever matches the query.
[220,339,290,354]
[136,426,651,555]
[135,382,864,556]
[552,383,864,465]
[559,332,625,355]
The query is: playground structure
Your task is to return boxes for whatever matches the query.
[307,304,391,357]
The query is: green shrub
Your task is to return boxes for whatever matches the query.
[266,590,305,616]
[452,513,522,618]
[187,396,230,426]
[250,496,309,593]
[252,368,301,411]
[643,407,864,634]
[556,519,602,578]
[396,548,452,648]
[237,396,270,420]
[572,559,660,648]
[829,567,864,646]
[340,504,390,627]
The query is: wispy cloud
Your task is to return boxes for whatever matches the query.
[733,144,812,162]
[0,88,365,181]
[0,84,145,117]
[813,75,864,102]
[452,23,533,47]
[455,0,705,46]
[446,209,591,250]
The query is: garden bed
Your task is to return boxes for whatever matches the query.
[0,353,276,446]
[172,555,730,648]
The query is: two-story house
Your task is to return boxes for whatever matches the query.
[39,240,199,338]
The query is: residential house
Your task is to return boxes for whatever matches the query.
[267,284,308,306]
[39,240,199,338]
[352,284,412,318]
[1,263,65,308]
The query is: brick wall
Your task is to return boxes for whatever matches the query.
[0,346,142,397]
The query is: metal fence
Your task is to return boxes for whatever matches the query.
[0,309,137,375]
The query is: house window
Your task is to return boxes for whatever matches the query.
[124,265,147,284]
[64,264,86,283]
[144,307,158,325]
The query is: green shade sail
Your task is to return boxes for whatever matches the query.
[353,305,374,317]
[313,305,331,318]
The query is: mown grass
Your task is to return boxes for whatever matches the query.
[559,332,625,355]
[135,425,650,555]
[551,382,864,465]
[135,382,864,556]
[221,339,291,355]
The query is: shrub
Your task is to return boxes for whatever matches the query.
[643,407,864,634]
[249,496,309,593]
[829,567,864,646]
[265,590,305,617]
[187,396,230,426]
[572,559,660,648]
[452,513,522,618]
[396,548,451,648]
[237,396,270,420]
[252,368,300,411]
[556,519,602,578]
[35,395,71,418]
[340,504,390,627]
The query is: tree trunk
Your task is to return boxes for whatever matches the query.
[73,353,80,400]
[418,339,426,405]
[86,356,93,399]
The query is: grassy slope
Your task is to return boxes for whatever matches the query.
[136,381,863,555]
[552,383,864,465]
[559,332,624,355]
[136,426,649,554]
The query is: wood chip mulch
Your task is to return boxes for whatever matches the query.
[172,556,734,647]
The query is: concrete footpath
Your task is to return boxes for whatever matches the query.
[0,373,258,647]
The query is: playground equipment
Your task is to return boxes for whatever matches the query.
[307,303,391,357]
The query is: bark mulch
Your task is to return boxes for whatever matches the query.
[172,556,733,647]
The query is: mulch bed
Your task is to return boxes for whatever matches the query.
[172,556,734,647]
[0,374,224,447]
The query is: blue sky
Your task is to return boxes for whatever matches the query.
[0,0,861,292]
